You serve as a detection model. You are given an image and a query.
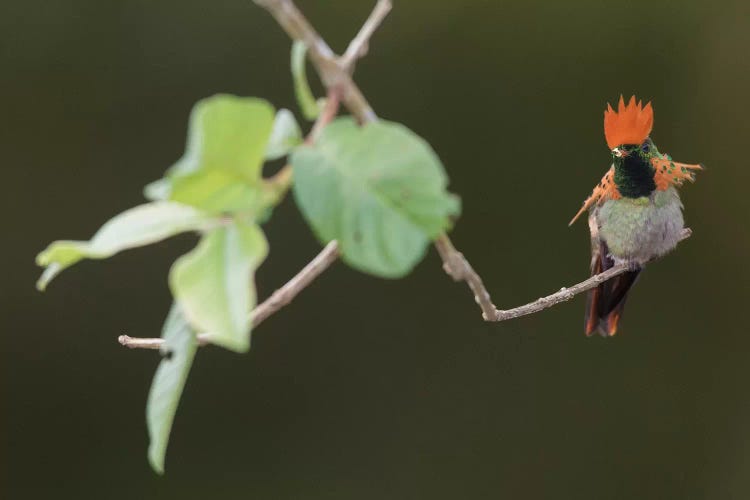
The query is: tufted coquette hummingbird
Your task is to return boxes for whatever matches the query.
[569,95,702,337]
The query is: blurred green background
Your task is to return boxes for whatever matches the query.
[3,0,750,498]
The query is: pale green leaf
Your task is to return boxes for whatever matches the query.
[145,95,276,213]
[291,118,461,278]
[169,220,268,353]
[265,109,302,160]
[169,170,261,214]
[147,303,198,474]
[291,41,320,121]
[178,94,274,180]
[36,202,210,290]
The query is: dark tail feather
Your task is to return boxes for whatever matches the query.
[584,239,641,337]
[585,269,641,337]
[598,270,640,336]
[584,250,605,336]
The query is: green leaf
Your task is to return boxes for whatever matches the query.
[169,220,268,353]
[265,109,302,160]
[291,118,460,278]
[179,94,274,180]
[146,95,276,214]
[169,170,263,214]
[291,41,320,121]
[36,202,210,290]
[147,302,198,474]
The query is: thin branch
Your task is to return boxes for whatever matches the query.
[486,228,692,322]
[118,241,340,349]
[254,0,377,123]
[118,336,173,349]
[340,0,392,72]
[307,90,341,143]
[434,235,497,320]
[250,240,340,325]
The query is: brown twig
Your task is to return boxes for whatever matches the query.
[118,241,340,349]
[434,235,497,320]
[254,0,377,123]
[118,336,172,349]
[306,90,341,143]
[487,228,692,321]
[249,240,340,325]
[256,0,376,125]
[340,0,392,72]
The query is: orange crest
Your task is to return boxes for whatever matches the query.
[603,95,654,149]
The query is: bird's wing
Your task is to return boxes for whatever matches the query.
[651,155,703,190]
[569,166,621,226]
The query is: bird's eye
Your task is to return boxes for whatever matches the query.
[641,143,650,153]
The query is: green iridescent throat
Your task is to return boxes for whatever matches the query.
[612,141,657,198]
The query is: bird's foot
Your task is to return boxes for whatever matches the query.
[625,260,642,272]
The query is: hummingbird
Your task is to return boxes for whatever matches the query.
[569,95,702,337]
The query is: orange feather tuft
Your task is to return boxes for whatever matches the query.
[651,156,703,190]
[604,95,654,149]
[569,167,621,225]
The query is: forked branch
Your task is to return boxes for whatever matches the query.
[340,0,392,72]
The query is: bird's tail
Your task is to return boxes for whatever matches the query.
[584,244,641,337]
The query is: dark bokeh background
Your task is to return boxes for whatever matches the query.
[3,0,750,498]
